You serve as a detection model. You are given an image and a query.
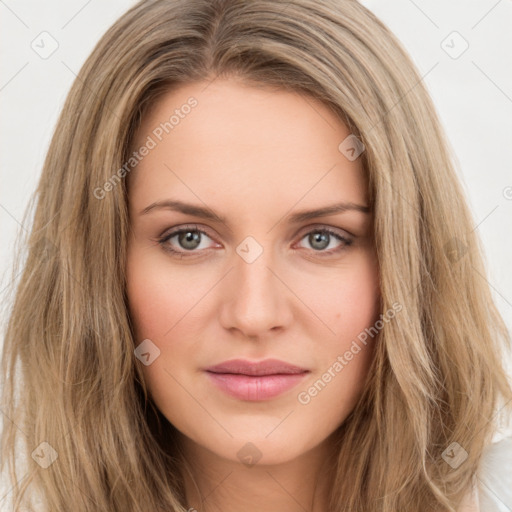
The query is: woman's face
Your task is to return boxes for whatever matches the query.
[126,78,380,466]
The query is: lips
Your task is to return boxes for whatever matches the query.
[205,358,309,376]
[204,358,310,401]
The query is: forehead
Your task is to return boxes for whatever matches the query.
[128,78,367,215]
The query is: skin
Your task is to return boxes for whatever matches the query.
[125,77,381,512]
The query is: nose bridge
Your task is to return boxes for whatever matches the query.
[219,235,291,336]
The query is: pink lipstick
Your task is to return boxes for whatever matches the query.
[204,358,309,401]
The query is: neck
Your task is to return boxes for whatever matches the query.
[176,432,338,512]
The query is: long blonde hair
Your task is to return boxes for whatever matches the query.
[2,0,511,510]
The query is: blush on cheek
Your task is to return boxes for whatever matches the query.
[126,249,174,341]
[329,277,380,349]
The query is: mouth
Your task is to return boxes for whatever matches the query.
[204,358,310,401]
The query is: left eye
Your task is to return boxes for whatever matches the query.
[296,228,352,254]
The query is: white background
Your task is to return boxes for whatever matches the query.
[1,0,511,505]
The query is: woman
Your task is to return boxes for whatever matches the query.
[1,0,511,511]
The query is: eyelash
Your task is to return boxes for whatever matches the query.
[155,224,353,259]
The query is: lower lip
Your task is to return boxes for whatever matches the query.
[205,371,309,401]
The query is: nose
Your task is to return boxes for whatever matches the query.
[218,241,293,339]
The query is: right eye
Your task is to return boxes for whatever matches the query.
[157,225,219,257]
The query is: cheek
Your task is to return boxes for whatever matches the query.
[296,249,380,347]
[125,247,192,408]
[126,263,166,342]
[334,260,380,342]
[295,252,380,412]
[333,254,380,377]
[125,244,201,341]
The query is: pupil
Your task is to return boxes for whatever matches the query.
[180,231,200,250]
[311,232,329,250]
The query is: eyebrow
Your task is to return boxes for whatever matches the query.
[139,199,370,224]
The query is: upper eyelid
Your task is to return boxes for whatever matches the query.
[296,223,354,238]
[159,224,216,242]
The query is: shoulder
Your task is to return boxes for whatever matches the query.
[477,433,512,511]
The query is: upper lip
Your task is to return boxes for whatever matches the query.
[205,358,309,376]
